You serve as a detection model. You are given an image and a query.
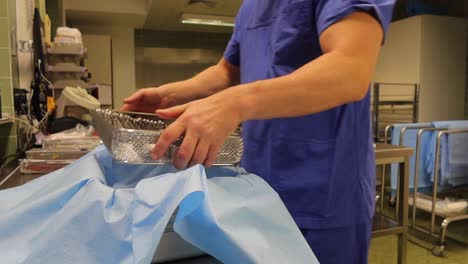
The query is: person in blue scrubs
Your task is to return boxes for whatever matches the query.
[123,1,395,263]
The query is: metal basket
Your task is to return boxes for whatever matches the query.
[91,109,243,165]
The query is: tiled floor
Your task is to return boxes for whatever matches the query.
[370,200,468,264]
[369,235,468,264]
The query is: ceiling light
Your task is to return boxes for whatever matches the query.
[180,13,235,27]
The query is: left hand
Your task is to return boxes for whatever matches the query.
[152,93,242,169]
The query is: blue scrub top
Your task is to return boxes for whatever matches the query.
[224,0,394,229]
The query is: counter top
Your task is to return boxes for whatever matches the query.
[374,143,413,165]
[0,160,42,191]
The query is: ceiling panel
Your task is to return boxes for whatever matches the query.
[144,0,242,33]
[65,0,149,27]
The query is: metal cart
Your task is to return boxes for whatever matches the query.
[372,83,420,142]
[412,128,468,256]
[380,124,431,217]
[373,143,413,264]
[382,125,468,257]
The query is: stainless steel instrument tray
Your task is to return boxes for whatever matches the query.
[26,148,89,160]
[91,109,243,165]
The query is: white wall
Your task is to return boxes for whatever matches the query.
[141,63,212,88]
[76,25,136,108]
[64,0,148,16]
[135,46,145,89]
[82,34,112,85]
[137,47,223,88]
[419,15,467,121]
[373,16,422,83]
[373,15,467,122]
[110,27,136,108]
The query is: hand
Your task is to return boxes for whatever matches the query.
[152,92,242,169]
[121,87,172,113]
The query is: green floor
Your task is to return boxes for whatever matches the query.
[370,194,468,263]
[369,235,468,264]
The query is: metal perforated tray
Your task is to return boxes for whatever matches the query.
[91,109,243,165]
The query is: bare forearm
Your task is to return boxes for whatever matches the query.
[222,12,382,122]
[219,51,376,122]
[161,59,239,106]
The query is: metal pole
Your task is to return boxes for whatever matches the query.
[411,129,424,227]
[373,83,380,141]
[381,124,393,215]
[413,84,420,123]
[431,129,468,235]
[431,131,444,234]
[398,156,410,264]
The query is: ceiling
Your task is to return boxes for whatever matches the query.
[65,0,466,32]
[144,0,242,33]
[392,0,468,20]
[65,0,150,27]
[65,0,242,32]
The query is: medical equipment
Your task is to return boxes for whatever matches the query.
[382,121,468,256]
[21,145,89,174]
[19,159,73,174]
[55,86,100,121]
[90,109,243,165]
[25,148,88,160]
[42,136,101,150]
[20,139,98,174]
[19,124,99,174]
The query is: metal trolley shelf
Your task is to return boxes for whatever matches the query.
[412,128,468,256]
[382,125,468,257]
[373,143,413,264]
[372,83,420,142]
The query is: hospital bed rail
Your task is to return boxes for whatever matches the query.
[380,123,468,256]
[390,126,468,257]
[379,124,431,218]
[423,129,468,256]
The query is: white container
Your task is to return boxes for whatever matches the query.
[56,86,101,120]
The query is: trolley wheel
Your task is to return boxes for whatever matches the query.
[432,245,445,257]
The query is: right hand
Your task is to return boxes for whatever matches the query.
[120,87,172,113]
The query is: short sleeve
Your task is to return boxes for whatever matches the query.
[224,3,246,67]
[224,30,240,67]
[316,0,395,38]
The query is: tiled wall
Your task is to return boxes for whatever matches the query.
[0,0,17,161]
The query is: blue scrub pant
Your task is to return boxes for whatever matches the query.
[301,222,372,264]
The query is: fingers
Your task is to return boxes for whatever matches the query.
[174,130,198,170]
[121,89,145,112]
[121,88,158,112]
[120,103,138,112]
[204,144,220,168]
[189,138,210,167]
[153,123,211,170]
[123,89,145,104]
[156,104,187,119]
[120,103,157,113]
[152,121,185,160]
